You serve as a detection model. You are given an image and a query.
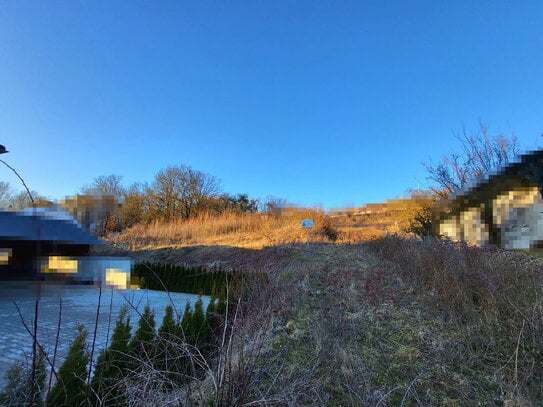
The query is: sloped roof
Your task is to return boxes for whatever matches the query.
[443,150,543,206]
[0,210,101,245]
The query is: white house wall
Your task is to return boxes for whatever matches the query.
[460,206,489,246]
[493,186,543,249]
[440,185,543,249]
[439,206,489,246]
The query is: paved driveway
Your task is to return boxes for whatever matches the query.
[0,282,207,387]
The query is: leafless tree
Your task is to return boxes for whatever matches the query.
[7,190,50,209]
[423,123,520,199]
[150,165,221,221]
[261,195,289,218]
[81,174,125,197]
[262,196,288,211]
[0,181,13,209]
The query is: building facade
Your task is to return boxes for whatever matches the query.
[435,150,543,249]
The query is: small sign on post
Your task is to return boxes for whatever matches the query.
[301,219,314,228]
[301,219,314,244]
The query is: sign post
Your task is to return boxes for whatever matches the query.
[301,219,314,243]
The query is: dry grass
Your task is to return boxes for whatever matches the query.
[100,211,543,405]
[216,237,543,406]
[363,237,543,405]
[109,212,309,250]
[107,211,394,252]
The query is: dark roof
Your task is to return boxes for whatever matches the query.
[434,150,543,231]
[446,149,543,205]
[0,210,101,245]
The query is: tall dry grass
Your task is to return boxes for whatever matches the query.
[102,220,543,404]
[108,210,371,250]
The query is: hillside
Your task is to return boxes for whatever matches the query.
[101,202,429,253]
[95,211,543,406]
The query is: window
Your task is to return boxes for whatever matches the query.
[0,248,12,265]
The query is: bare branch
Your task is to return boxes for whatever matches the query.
[423,124,520,198]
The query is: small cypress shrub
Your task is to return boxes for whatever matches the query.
[158,304,177,340]
[191,297,209,347]
[47,325,89,407]
[91,305,132,406]
[156,305,185,386]
[130,304,156,358]
[180,302,193,343]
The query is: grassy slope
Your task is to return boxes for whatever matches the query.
[103,213,542,406]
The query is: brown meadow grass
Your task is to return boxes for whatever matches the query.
[97,210,543,405]
[107,210,392,251]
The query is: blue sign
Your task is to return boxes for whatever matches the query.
[301,219,314,228]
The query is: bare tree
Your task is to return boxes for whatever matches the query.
[423,124,520,198]
[120,182,151,228]
[261,196,289,218]
[262,196,288,212]
[0,181,13,209]
[150,165,221,221]
[81,174,125,197]
[8,190,50,209]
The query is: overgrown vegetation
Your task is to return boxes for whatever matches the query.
[2,293,230,406]
[103,232,543,405]
[363,236,543,405]
[4,232,543,405]
[108,209,344,250]
[234,237,542,405]
[0,349,46,406]
[4,141,542,405]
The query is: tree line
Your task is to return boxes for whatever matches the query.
[2,124,521,237]
[0,164,264,232]
[80,166,262,230]
[0,181,50,210]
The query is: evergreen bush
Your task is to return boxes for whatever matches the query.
[47,325,89,407]
[91,306,132,406]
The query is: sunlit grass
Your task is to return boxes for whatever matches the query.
[100,213,543,404]
[108,210,398,250]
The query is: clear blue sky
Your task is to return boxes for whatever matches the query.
[1,1,542,209]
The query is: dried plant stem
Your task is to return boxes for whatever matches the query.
[47,297,63,395]
[513,319,525,390]
[12,301,58,383]
[88,286,102,384]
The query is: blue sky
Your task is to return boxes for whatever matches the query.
[1,1,542,209]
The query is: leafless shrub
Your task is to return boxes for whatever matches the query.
[423,123,519,199]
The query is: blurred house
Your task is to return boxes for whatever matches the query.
[0,209,131,287]
[435,150,543,249]
[60,192,123,234]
